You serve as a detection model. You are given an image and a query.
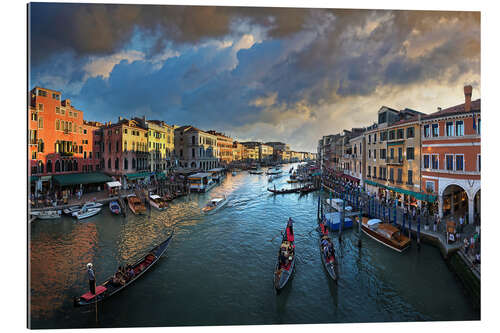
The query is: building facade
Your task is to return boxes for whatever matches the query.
[175,126,219,170]
[207,131,235,164]
[420,86,481,223]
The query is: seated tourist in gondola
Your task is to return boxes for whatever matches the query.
[112,271,126,286]
[126,265,135,280]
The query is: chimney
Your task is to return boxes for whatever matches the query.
[464,85,473,112]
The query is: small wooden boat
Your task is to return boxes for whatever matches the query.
[73,232,174,307]
[31,210,62,219]
[267,187,299,194]
[360,217,410,252]
[149,194,168,211]
[202,196,228,213]
[127,195,146,215]
[318,219,337,281]
[287,179,298,184]
[109,201,121,215]
[274,220,296,291]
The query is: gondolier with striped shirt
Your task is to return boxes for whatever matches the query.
[87,263,96,294]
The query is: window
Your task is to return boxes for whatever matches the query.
[406,127,414,138]
[407,170,413,185]
[368,150,371,158]
[446,155,454,171]
[380,149,386,159]
[456,121,464,136]
[446,122,454,136]
[52,93,60,100]
[124,141,127,151]
[456,155,464,171]
[389,130,395,140]
[373,149,377,159]
[389,168,394,182]
[406,147,414,160]
[83,151,87,159]
[368,135,371,144]
[192,136,196,145]
[381,131,387,141]
[47,160,52,173]
[390,148,394,159]
[124,129,127,134]
[373,133,377,143]
[132,158,136,169]
[432,123,439,137]
[373,167,376,178]
[478,118,481,134]
[115,158,119,170]
[368,166,371,177]
[108,158,111,169]
[431,155,439,169]
[426,181,435,193]
[38,103,44,111]
[397,129,404,139]
[56,119,60,130]
[423,155,430,169]
[116,141,119,152]
[83,129,87,134]
[79,146,83,154]
[397,169,402,183]
[478,154,481,172]
[55,160,60,172]
[124,158,128,170]
[38,117,43,129]
[424,125,430,138]
[192,148,195,158]
[38,139,44,153]
[37,89,47,97]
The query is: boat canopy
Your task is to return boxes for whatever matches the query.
[367,219,382,226]
[188,172,212,179]
[208,168,224,173]
[106,181,122,188]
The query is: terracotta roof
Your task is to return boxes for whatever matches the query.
[424,99,481,119]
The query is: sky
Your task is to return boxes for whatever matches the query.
[28,3,480,153]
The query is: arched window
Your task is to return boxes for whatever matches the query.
[38,139,44,153]
[46,160,52,173]
[73,160,78,171]
[55,160,60,172]
[38,161,44,174]
[191,161,196,168]
[115,158,119,170]
[132,158,136,169]
[68,160,73,171]
[108,158,111,169]
[124,158,128,170]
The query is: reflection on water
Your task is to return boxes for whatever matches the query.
[29,163,479,329]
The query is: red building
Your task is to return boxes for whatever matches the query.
[28,87,104,193]
[420,86,481,223]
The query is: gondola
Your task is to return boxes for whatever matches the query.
[73,231,174,307]
[267,187,299,194]
[274,219,296,291]
[318,219,337,281]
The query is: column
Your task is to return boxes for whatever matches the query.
[438,195,444,219]
[468,197,474,226]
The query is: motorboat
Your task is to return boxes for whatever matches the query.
[202,196,228,213]
[73,203,102,220]
[149,194,168,211]
[63,201,103,215]
[249,170,263,175]
[266,167,282,175]
[360,217,410,252]
[31,210,61,219]
[109,201,121,215]
[127,195,146,215]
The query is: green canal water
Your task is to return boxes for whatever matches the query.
[29,163,479,328]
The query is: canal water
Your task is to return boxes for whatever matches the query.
[29,163,479,329]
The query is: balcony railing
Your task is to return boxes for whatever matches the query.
[386,157,404,165]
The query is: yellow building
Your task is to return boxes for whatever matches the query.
[145,120,175,172]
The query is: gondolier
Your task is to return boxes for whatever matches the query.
[87,263,96,294]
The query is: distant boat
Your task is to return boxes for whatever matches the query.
[73,203,102,220]
[64,202,103,215]
[31,209,61,220]
[149,194,168,211]
[109,201,121,215]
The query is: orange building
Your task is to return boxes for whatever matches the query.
[28,87,103,189]
[420,86,481,223]
[207,131,234,164]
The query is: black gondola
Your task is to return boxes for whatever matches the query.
[73,231,174,307]
[267,188,299,194]
[318,220,337,281]
[274,220,296,291]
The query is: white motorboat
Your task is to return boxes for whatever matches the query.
[72,202,102,220]
[266,167,283,175]
[63,201,103,215]
[202,196,228,213]
[32,210,61,219]
[149,194,168,211]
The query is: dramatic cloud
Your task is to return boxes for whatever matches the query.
[29,5,480,152]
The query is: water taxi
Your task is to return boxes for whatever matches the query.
[149,194,168,211]
[31,209,62,220]
[188,172,217,192]
[127,195,146,215]
[360,217,410,252]
[202,196,228,213]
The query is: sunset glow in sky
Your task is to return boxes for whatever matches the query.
[29,4,480,152]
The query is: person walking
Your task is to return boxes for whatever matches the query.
[87,263,96,294]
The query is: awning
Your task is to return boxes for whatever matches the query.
[154,172,166,180]
[387,140,405,146]
[342,174,360,183]
[364,179,436,202]
[125,172,152,180]
[52,172,112,186]
[30,175,39,182]
[106,181,122,188]
[188,172,211,179]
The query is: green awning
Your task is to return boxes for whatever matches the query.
[125,172,152,180]
[52,172,112,186]
[364,179,436,202]
[155,172,166,179]
[30,175,39,182]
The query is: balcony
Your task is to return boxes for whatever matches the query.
[386,157,403,165]
[60,151,74,157]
